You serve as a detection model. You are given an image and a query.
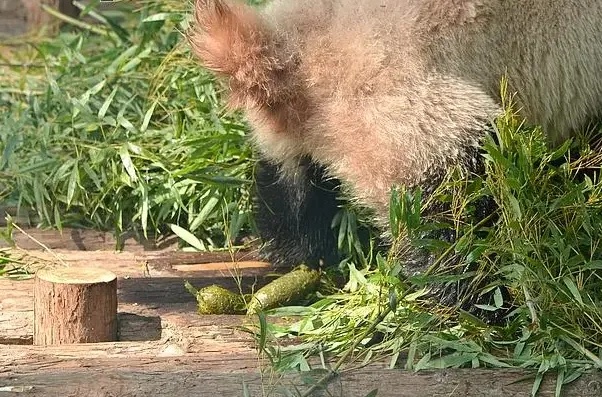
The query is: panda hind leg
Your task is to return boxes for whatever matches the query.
[398,142,514,325]
[399,194,514,325]
[253,158,341,269]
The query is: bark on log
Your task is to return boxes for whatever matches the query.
[33,267,118,345]
[1,361,601,397]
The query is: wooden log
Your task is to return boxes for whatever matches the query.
[1,358,601,397]
[33,267,118,345]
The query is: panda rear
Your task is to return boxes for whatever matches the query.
[188,0,602,319]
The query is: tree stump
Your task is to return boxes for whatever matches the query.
[33,266,118,345]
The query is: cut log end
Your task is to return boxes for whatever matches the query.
[33,266,118,346]
[36,266,117,284]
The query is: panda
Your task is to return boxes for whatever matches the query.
[188,0,602,315]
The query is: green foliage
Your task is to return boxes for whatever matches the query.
[0,222,33,279]
[256,96,602,395]
[0,247,29,279]
[0,0,254,247]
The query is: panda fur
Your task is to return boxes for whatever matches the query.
[189,0,602,315]
[254,157,341,268]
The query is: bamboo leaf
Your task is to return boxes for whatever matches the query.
[170,224,205,251]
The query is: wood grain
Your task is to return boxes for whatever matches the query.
[2,227,602,396]
[33,267,118,345]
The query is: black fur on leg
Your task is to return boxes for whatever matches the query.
[253,157,341,268]
[398,142,514,325]
[400,197,513,324]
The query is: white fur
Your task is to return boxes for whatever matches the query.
[190,0,602,217]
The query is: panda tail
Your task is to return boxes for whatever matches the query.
[188,0,299,109]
